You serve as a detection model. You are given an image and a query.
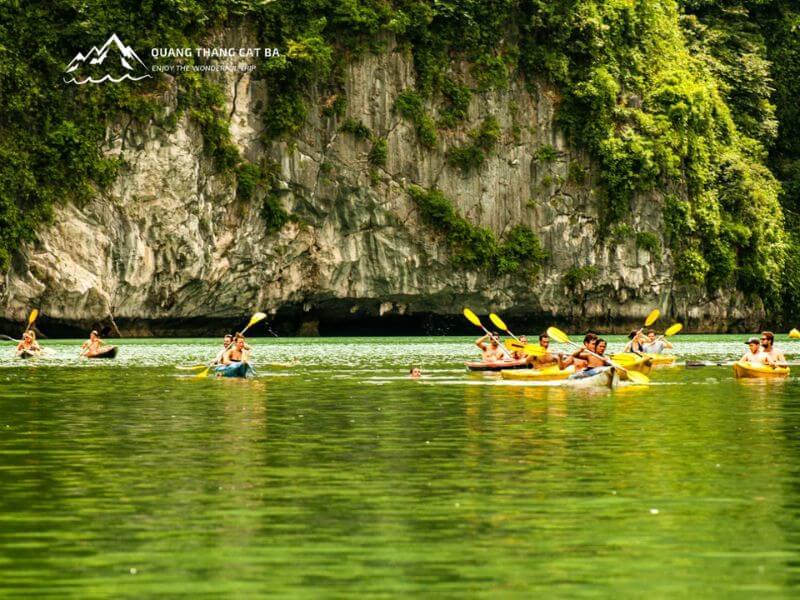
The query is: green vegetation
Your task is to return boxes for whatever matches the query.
[438,78,472,128]
[636,232,661,256]
[340,117,372,141]
[535,144,558,164]
[395,90,437,148]
[261,195,290,234]
[447,117,501,173]
[368,137,388,167]
[562,266,599,290]
[408,185,546,277]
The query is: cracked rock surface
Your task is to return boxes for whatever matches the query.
[0,30,760,334]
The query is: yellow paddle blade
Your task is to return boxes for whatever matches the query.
[523,344,546,356]
[489,313,507,332]
[27,309,38,326]
[247,312,267,328]
[503,340,546,356]
[789,328,800,339]
[195,366,211,378]
[622,369,649,385]
[463,308,482,327]
[664,323,683,337]
[644,309,660,327]
[547,326,570,344]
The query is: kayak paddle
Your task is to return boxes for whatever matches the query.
[194,311,267,378]
[463,308,512,359]
[24,309,39,333]
[664,323,682,337]
[547,326,649,384]
[503,339,546,357]
[490,313,519,341]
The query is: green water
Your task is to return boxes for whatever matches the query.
[2,335,800,597]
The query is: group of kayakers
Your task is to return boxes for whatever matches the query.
[476,330,635,372]
[213,332,252,366]
[625,329,673,354]
[740,331,787,367]
[17,329,254,374]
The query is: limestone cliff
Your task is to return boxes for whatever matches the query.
[0,28,762,336]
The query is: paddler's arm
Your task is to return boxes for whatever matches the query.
[475,334,489,351]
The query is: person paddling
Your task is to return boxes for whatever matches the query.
[16,331,41,355]
[80,330,104,357]
[213,334,234,364]
[624,330,646,354]
[475,332,506,362]
[221,336,250,366]
[511,335,529,360]
[525,333,560,369]
[559,333,598,371]
[740,337,766,364]
[760,331,787,368]
[642,329,673,354]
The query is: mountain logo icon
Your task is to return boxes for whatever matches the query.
[64,33,151,84]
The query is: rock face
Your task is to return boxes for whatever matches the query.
[0,27,763,336]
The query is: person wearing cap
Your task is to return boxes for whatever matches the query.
[760,331,787,367]
[80,330,104,357]
[740,337,767,364]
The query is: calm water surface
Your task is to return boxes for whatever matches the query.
[1,335,800,597]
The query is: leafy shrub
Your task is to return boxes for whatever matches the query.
[636,232,661,255]
[340,117,372,141]
[536,144,559,163]
[439,78,472,128]
[262,195,290,234]
[396,90,437,148]
[409,185,545,276]
[675,250,710,285]
[369,137,388,167]
[236,163,263,201]
[497,225,548,275]
[562,266,599,290]
[448,117,501,173]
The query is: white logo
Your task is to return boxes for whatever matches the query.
[64,33,151,84]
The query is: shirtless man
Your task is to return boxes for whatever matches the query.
[760,331,787,367]
[525,333,560,368]
[80,330,103,357]
[642,329,673,354]
[511,335,529,360]
[213,334,234,364]
[559,333,598,371]
[221,337,250,365]
[475,332,507,362]
[740,337,766,364]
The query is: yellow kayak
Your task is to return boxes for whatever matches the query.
[790,328,800,339]
[612,352,675,367]
[733,361,790,379]
[500,365,575,381]
[608,354,653,375]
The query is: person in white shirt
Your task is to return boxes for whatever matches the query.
[642,329,674,354]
